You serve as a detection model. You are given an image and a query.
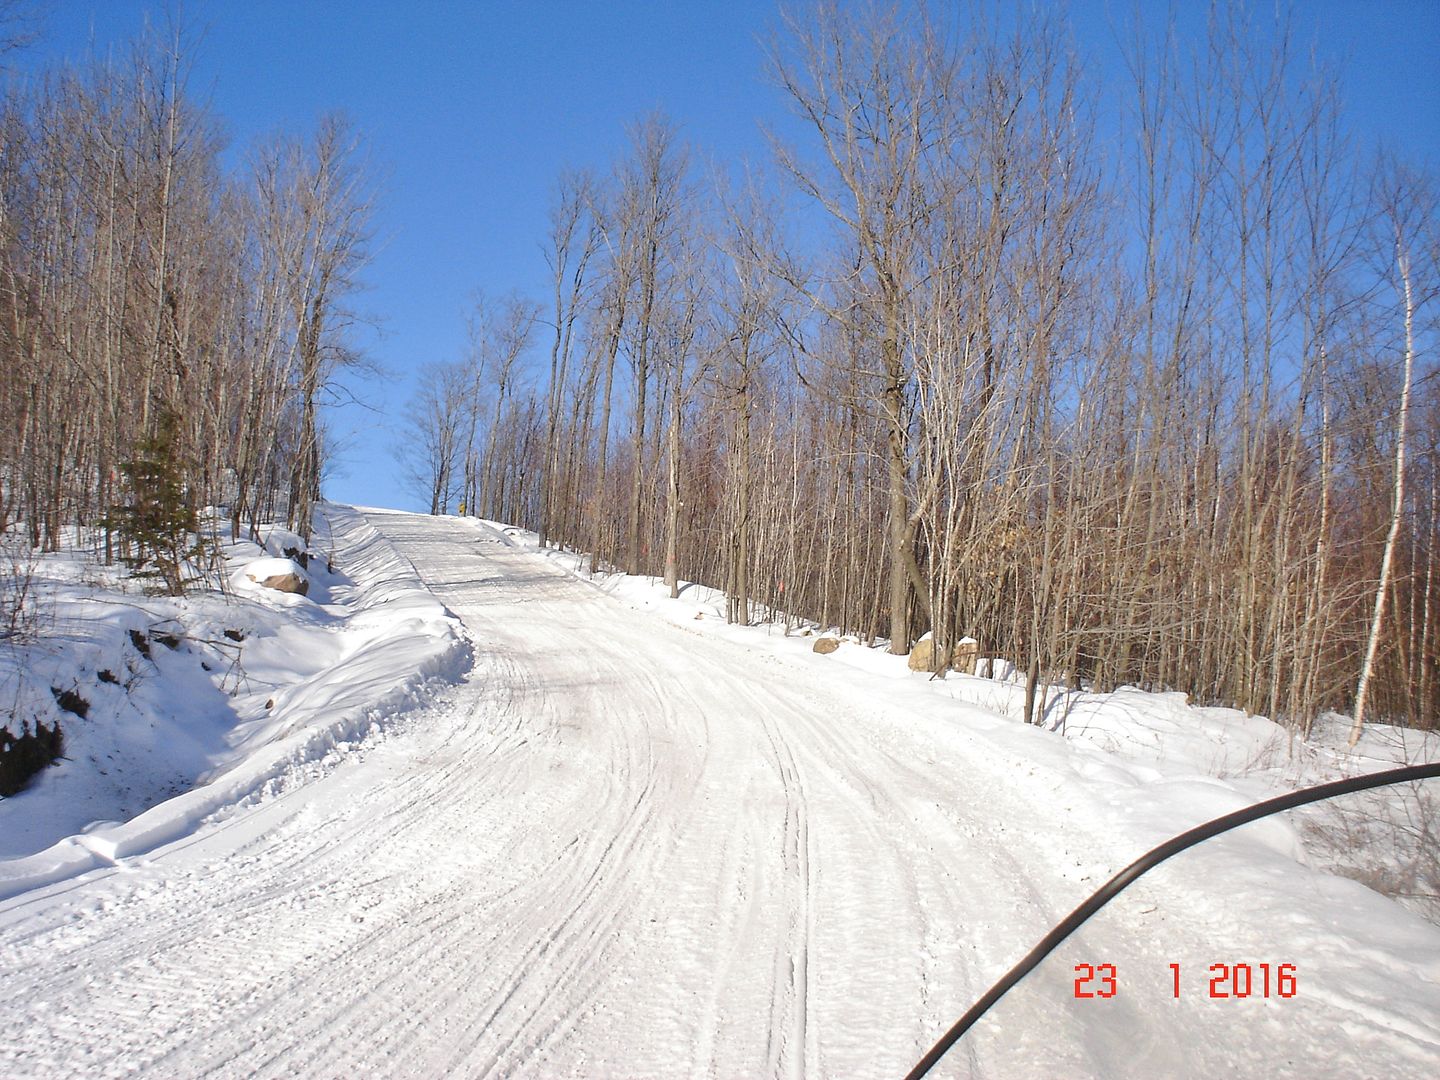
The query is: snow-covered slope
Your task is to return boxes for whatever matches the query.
[1,508,1436,1078]
[0,505,468,897]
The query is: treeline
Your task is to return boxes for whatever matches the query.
[0,24,372,555]
[412,2,1438,736]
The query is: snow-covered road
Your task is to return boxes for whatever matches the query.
[2,509,1437,1078]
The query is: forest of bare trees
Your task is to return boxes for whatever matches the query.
[0,21,373,562]
[407,2,1438,735]
[1,2,1434,738]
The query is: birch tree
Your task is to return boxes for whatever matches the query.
[1351,159,1436,744]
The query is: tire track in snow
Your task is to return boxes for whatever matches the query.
[381,514,1065,1077]
[350,517,711,1077]
[758,707,816,1080]
[456,674,675,1076]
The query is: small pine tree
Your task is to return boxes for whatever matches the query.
[106,411,208,596]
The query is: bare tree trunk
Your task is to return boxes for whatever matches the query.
[1352,215,1419,744]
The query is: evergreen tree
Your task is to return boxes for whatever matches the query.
[106,411,207,596]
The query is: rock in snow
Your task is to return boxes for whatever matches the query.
[240,557,310,596]
[953,636,979,674]
[258,571,308,596]
[907,635,943,671]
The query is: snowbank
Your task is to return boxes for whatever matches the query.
[0,505,469,900]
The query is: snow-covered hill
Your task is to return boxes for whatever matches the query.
[1,507,1436,1078]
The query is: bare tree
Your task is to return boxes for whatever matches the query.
[713,183,788,624]
[397,361,469,515]
[539,171,600,547]
[767,0,955,653]
[273,113,375,544]
[0,0,42,66]
[1352,159,1436,744]
[615,114,689,575]
[465,293,540,519]
[0,24,382,562]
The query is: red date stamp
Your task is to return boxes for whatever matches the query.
[1073,962,1297,999]
[1072,962,1118,998]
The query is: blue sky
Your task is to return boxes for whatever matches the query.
[13,1,1440,512]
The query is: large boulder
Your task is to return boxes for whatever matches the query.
[908,635,982,673]
[908,637,943,671]
[258,571,309,596]
[953,637,980,675]
[813,636,840,655]
[239,557,311,597]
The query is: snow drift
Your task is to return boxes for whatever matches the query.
[0,505,469,899]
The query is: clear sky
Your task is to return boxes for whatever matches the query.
[11,1,1440,512]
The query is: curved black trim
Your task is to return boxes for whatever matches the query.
[904,761,1440,1080]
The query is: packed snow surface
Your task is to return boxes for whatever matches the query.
[1,508,1437,1078]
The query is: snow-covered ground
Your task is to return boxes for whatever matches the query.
[1,507,1437,1078]
[518,523,1440,928]
[0,505,467,893]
